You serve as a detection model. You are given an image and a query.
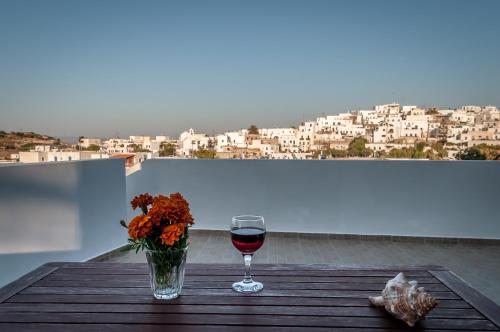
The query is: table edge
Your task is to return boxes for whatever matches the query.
[0,264,59,303]
[45,262,449,271]
[429,269,500,328]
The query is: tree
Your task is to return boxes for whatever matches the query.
[330,149,347,158]
[472,143,500,160]
[83,144,101,152]
[387,146,428,159]
[160,143,176,157]
[438,115,450,144]
[194,149,216,159]
[129,144,150,153]
[248,125,259,135]
[375,150,386,159]
[426,108,439,115]
[19,143,36,151]
[455,147,486,160]
[347,137,372,157]
[430,142,447,159]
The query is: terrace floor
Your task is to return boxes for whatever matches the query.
[102,230,500,305]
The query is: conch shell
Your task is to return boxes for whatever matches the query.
[369,272,437,326]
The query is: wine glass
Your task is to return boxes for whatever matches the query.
[230,215,266,293]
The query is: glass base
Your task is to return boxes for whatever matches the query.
[232,280,264,293]
[152,289,180,300]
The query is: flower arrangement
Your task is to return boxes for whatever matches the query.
[120,192,194,299]
[121,192,194,252]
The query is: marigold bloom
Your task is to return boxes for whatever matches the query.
[130,193,153,211]
[160,224,186,246]
[148,193,194,226]
[128,215,153,239]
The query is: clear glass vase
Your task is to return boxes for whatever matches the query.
[145,247,188,300]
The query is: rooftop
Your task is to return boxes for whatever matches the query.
[103,230,500,305]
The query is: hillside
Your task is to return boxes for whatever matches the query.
[0,131,72,160]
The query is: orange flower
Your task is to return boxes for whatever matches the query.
[128,215,153,239]
[148,193,194,226]
[160,224,186,246]
[130,193,153,211]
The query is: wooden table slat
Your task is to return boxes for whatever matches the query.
[55,267,434,278]
[0,302,485,319]
[18,286,462,300]
[6,294,473,308]
[0,312,497,330]
[43,273,443,284]
[32,279,452,292]
[1,323,492,332]
[49,262,449,271]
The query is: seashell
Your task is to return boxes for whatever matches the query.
[369,272,438,326]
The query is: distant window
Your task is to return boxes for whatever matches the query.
[41,157,45,161]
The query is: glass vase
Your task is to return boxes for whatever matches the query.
[145,247,188,300]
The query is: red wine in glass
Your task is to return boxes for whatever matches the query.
[231,215,266,293]
[231,227,266,254]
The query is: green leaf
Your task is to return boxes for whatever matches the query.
[119,220,128,228]
[121,244,135,252]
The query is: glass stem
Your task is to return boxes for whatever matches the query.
[243,254,253,283]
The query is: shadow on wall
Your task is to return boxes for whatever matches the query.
[0,164,81,254]
[0,160,127,287]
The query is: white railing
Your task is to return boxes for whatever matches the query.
[127,159,500,239]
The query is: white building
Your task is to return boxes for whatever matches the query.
[360,110,384,126]
[19,151,109,163]
[225,131,246,148]
[269,152,312,160]
[297,121,316,152]
[35,145,53,152]
[373,124,397,143]
[461,105,482,113]
[401,108,430,139]
[178,129,211,156]
[259,128,296,139]
[103,138,132,154]
[247,139,279,157]
[215,130,247,152]
[128,136,168,153]
[402,105,418,114]
[141,137,161,153]
[375,103,401,115]
[79,138,102,148]
[451,110,475,124]
[447,125,470,145]
[215,134,229,152]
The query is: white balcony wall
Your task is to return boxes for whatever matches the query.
[0,159,127,287]
[127,160,500,239]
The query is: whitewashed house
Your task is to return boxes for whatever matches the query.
[178,129,211,156]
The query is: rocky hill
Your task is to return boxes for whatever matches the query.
[0,131,72,160]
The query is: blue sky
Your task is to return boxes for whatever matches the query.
[1,0,499,137]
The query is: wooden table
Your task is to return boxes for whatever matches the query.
[0,263,499,331]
